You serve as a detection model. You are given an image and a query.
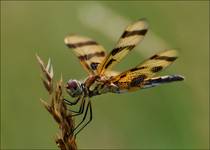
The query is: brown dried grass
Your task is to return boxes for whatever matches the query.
[36,54,77,150]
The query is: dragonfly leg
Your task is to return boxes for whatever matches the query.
[63,97,80,106]
[63,96,86,116]
[72,100,93,136]
[71,97,86,116]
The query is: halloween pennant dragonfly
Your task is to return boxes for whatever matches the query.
[64,18,184,136]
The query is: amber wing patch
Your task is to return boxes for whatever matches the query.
[110,49,178,90]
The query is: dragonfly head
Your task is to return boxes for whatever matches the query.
[66,80,83,97]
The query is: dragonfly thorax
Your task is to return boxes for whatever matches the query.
[66,79,83,97]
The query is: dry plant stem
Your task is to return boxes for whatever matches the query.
[36,54,77,150]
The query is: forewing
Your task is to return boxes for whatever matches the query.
[97,19,149,75]
[64,35,106,75]
[110,50,178,90]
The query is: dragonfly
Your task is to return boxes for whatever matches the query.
[63,18,184,136]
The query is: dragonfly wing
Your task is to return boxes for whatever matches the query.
[97,18,148,75]
[64,35,106,75]
[110,49,179,91]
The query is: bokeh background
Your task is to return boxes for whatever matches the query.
[1,1,209,149]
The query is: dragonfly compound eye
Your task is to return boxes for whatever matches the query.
[66,80,82,97]
[67,80,78,90]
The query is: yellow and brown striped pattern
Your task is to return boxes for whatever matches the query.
[110,49,178,90]
[64,35,106,75]
[97,18,149,75]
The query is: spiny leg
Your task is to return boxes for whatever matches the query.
[73,101,90,131]
[72,100,92,136]
[63,96,81,106]
[71,97,86,117]
[74,101,92,136]
[64,95,86,116]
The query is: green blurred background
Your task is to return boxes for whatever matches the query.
[1,1,209,149]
